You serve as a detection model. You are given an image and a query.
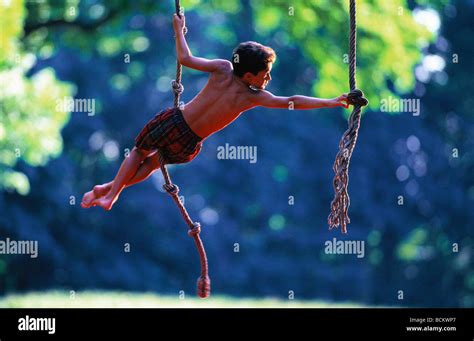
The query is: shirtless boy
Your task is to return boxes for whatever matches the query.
[81,13,349,211]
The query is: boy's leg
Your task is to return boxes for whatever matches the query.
[81,153,161,208]
[90,147,152,210]
[99,153,161,192]
[124,153,161,187]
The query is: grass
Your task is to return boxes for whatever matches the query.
[0,291,368,308]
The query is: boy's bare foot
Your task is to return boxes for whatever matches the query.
[81,183,112,208]
[90,194,118,211]
[81,190,95,208]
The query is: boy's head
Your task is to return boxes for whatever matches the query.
[232,41,276,90]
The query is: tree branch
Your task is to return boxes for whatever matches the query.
[23,9,121,37]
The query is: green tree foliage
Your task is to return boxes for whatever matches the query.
[2,0,436,195]
[162,0,434,106]
[0,0,74,194]
[200,0,434,106]
[12,0,447,106]
[21,0,435,106]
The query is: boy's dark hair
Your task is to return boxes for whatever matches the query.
[231,41,276,77]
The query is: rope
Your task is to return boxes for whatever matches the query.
[328,0,368,234]
[172,0,187,108]
[158,0,211,298]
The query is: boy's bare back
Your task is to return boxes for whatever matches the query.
[182,63,259,139]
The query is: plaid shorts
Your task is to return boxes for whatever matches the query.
[135,107,203,164]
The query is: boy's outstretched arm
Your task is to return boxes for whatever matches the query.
[173,14,231,73]
[252,90,349,109]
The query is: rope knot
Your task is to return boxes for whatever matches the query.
[163,183,179,195]
[171,80,184,95]
[188,222,201,237]
[347,89,368,107]
[197,275,211,298]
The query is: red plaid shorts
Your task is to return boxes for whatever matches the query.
[135,107,203,164]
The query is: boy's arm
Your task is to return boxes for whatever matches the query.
[252,90,349,109]
[173,14,231,73]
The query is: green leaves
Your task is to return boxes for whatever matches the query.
[1,0,438,195]
[193,0,434,109]
[0,0,74,194]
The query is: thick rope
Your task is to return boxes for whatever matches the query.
[328,0,368,234]
[159,0,211,298]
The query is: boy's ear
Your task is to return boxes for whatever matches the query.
[242,72,253,80]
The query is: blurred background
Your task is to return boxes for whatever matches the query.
[0,0,472,307]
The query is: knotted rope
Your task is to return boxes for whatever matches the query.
[171,0,187,108]
[328,0,368,234]
[159,0,211,298]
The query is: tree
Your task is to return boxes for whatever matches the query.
[0,0,73,194]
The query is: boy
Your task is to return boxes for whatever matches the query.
[81,14,349,210]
